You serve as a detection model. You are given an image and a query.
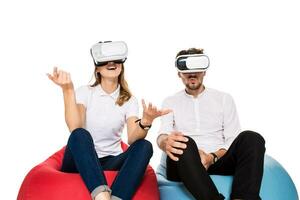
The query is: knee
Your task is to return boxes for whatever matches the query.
[181,136,198,155]
[176,136,204,166]
[238,130,265,149]
[130,139,153,156]
[68,128,93,146]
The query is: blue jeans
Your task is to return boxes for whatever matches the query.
[61,128,153,200]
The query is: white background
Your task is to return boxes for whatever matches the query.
[0,0,299,199]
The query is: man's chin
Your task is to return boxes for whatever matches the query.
[187,83,201,90]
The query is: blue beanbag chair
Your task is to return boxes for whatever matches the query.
[157,155,298,200]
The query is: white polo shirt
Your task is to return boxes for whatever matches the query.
[75,84,139,158]
[159,87,241,167]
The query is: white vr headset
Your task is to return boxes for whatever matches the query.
[175,54,210,73]
[90,41,128,67]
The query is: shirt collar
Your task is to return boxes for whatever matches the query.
[97,84,120,100]
[183,86,206,99]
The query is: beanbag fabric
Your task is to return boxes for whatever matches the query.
[18,143,159,200]
[157,155,298,200]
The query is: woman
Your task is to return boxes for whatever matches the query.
[47,41,170,200]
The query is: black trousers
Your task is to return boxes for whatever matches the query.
[166,130,266,200]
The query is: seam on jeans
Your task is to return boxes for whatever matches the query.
[91,185,112,199]
[111,195,122,200]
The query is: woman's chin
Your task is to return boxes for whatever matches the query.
[102,74,120,80]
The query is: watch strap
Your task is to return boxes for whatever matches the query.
[135,119,152,130]
[210,152,218,164]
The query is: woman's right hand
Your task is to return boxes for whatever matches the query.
[47,67,74,91]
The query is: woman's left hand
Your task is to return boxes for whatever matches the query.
[141,99,172,125]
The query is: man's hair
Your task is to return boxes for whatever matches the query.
[176,48,204,58]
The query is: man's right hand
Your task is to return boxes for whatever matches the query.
[164,132,189,161]
[47,67,74,91]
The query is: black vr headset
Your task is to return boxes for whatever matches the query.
[90,41,128,67]
[175,54,210,73]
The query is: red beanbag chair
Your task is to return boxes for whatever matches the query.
[17,143,160,200]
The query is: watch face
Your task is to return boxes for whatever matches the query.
[214,157,218,163]
[211,153,218,163]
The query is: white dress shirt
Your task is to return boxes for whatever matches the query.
[159,87,241,167]
[75,84,139,158]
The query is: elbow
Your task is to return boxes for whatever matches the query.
[157,134,168,151]
[66,120,84,133]
[127,137,134,146]
[67,123,83,133]
[127,133,139,145]
[68,125,83,133]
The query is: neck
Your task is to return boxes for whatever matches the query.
[185,85,205,98]
[100,78,119,94]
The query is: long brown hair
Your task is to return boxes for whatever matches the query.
[90,65,132,106]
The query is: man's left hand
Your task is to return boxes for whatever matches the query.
[198,149,214,170]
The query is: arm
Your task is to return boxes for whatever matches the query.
[198,148,227,170]
[212,148,227,159]
[223,94,241,149]
[127,99,171,145]
[47,67,85,132]
[62,89,86,132]
[157,133,168,151]
[156,98,188,161]
[199,94,240,169]
[126,116,149,145]
[157,132,188,161]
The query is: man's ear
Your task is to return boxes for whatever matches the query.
[178,72,181,78]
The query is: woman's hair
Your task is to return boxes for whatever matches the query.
[176,48,204,58]
[90,65,132,106]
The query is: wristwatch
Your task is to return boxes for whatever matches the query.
[135,119,152,130]
[210,152,218,164]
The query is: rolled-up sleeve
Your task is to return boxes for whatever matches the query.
[222,94,241,149]
[125,96,139,120]
[75,86,89,107]
[159,98,175,135]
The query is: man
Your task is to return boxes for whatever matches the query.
[157,48,266,200]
